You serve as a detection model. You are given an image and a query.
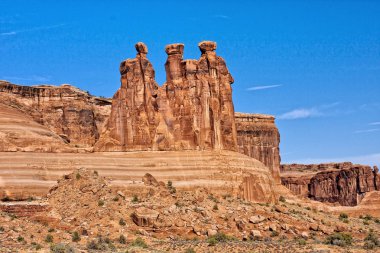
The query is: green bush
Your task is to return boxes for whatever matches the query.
[48,228,55,233]
[130,237,148,248]
[184,248,196,253]
[364,230,380,249]
[75,173,81,180]
[325,233,352,247]
[279,196,286,202]
[17,236,24,242]
[132,195,139,203]
[71,231,80,242]
[213,204,218,211]
[98,200,105,206]
[270,231,279,237]
[297,238,307,245]
[207,232,235,246]
[45,234,53,243]
[339,213,348,220]
[50,243,75,253]
[87,236,113,251]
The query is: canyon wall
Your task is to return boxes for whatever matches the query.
[281,163,380,206]
[235,113,281,184]
[0,81,112,150]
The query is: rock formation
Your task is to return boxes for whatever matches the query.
[0,81,111,150]
[280,162,380,206]
[235,113,281,184]
[95,41,237,152]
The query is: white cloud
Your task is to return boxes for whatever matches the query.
[247,85,282,91]
[278,102,340,120]
[286,153,380,167]
[354,129,380,134]
[0,23,65,36]
[213,14,230,19]
[369,122,380,126]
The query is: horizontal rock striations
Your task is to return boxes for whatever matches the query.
[0,81,111,150]
[235,113,281,184]
[280,162,380,206]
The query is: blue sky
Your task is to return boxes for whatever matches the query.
[1,0,379,166]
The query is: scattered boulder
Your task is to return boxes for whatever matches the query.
[131,207,159,227]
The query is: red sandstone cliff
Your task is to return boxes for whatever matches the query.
[281,163,380,206]
[235,113,281,184]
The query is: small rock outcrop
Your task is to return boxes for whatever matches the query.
[280,162,380,206]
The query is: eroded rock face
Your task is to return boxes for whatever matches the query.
[0,81,111,150]
[95,41,237,152]
[235,113,281,183]
[280,163,380,206]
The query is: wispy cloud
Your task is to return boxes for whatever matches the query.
[247,84,282,91]
[286,153,380,167]
[2,75,50,83]
[354,129,380,134]
[278,102,340,120]
[369,122,380,126]
[0,23,65,36]
[212,14,230,19]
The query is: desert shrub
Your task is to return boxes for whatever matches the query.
[325,232,352,247]
[0,226,4,232]
[207,232,235,245]
[45,234,53,243]
[184,248,196,253]
[119,234,127,244]
[362,214,373,221]
[270,231,279,237]
[98,200,104,206]
[48,228,55,233]
[71,231,80,242]
[119,218,126,226]
[279,196,286,202]
[93,170,98,176]
[213,204,218,211]
[50,243,75,253]
[375,218,380,224]
[75,173,81,180]
[167,181,177,194]
[87,236,114,250]
[130,237,148,248]
[339,213,349,223]
[363,220,370,225]
[296,238,307,245]
[17,236,24,242]
[31,242,42,250]
[364,230,380,249]
[132,195,139,203]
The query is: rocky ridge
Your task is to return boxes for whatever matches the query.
[0,169,379,252]
[281,162,380,206]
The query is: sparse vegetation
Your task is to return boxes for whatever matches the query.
[50,243,75,253]
[119,218,126,226]
[31,242,42,250]
[207,232,235,246]
[17,235,24,242]
[119,234,127,244]
[132,195,139,203]
[364,230,380,249]
[71,231,80,242]
[213,204,218,211]
[270,231,279,237]
[130,237,148,248]
[0,226,4,232]
[325,233,352,247]
[167,180,177,194]
[93,170,98,176]
[98,200,105,206]
[87,236,115,251]
[279,196,286,202]
[75,172,81,180]
[184,248,196,253]
[48,228,55,233]
[296,238,307,245]
[113,196,119,201]
[45,234,53,243]
[339,213,349,223]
